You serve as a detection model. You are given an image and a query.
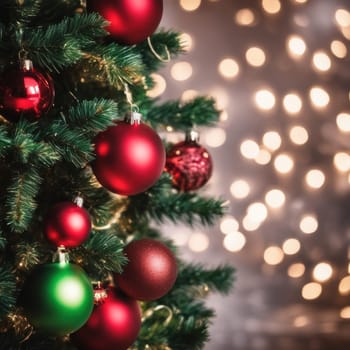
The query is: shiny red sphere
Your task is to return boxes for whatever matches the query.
[92,121,165,196]
[114,239,178,301]
[44,202,91,248]
[165,140,213,192]
[71,287,141,350]
[0,64,54,122]
[88,0,163,45]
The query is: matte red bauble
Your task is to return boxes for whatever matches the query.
[0,60,54,122]
[92,119,165,196]
[44,202,91,248]
[114,239,177,301]
[165,131,213,192]
[71,287,141,350]
[88,0,163,45]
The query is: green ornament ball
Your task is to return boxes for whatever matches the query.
[20,262,94,335]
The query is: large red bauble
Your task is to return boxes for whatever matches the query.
[0,60,54,122]
[88,0,163,45]
[44,202,91,248]
[92,121,165,196]
[71,287,141,350]
[165,139,213,192]
[114,239,177,301]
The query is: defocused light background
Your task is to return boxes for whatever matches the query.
[158,1,350,349]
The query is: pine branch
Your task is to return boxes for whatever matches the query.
[0,267,16,320]
[0,125,11,156]
[147,97,220,130]
[5,168,42,233]
[0,0,41,26]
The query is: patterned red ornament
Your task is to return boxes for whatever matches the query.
[114,239,178,301]
[92,114,165,196]
[88,0,163,45]
[71,287,141,350]
[165,131,213,192]
[44,201,91,248]
[0,60,54,122]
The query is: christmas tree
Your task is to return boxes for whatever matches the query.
[0,1,235,349]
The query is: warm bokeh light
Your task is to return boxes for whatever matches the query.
[264,246,284,265]
[180,0,201,12]
[302,282,322,300]
[220,216,239,234]
[309,86,330,108]
[265,189,286,208]
[240,139,260,159]
[299,214,318,234]
[254,88,276,111]
[262,131,282,151]
[287,35,307,58]
[330,40,347,58]
[262,0,281,14]
[288,263,306,278]
[235,8,256,26]
[335,8,350,27]
[246,202,268,223]
[293,315,309,328]
[255,149,272,165]
[218,58,240,79]
[289,125,309,145]
[171,61,193,81]
[339,276,350,296]
[147,73,167,98]
[312,51,332,72]
[273,153,294,174]
[204,128,226,148]
[180,33,194,51]
[336,112,350,132]
[282,238,301,255]
[242,215,261,231]
[181,89,199,101]
[333,152,350,172]
[283,93,303,115]
[305,169,326,189]
[223,232,247,252]
[188,232,209,252]
[230,179,251,199]
[312,262,333,282]
[340,306,350,319]
[245,47,266,67]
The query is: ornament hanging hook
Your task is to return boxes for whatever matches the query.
[123,83,139,113]
[142,305,173,326]
[147,37,171,63]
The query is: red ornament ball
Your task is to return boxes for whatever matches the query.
[88,0,163,45]
[0,60,54,122]
[92,120,165,196]
[114,239,177,301]
[165,138,213,192]
[44,202,91,248]
[71,287,141,350]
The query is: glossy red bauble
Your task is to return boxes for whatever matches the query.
[71,287,141,350]
[88,0,163,45]
[44,202,91,248]
[114,239,177,301]
[0,60,55,122]
[165,139,213,192]
[92,120,165,196]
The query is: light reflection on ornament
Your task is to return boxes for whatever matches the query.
[230,179,251,199]
[312,262,333,282]
[264,246,284,265]
[302,282,322,300]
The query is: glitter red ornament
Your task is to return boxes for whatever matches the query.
[88,0,163,45]
[71,287,141,350]
[165,130,213,192]
[43,200,91,248]
[92,113,165,196]
[0,59,55,122]
[114,239,178,301]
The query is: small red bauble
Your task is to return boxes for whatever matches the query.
[0,60,55,122]
[114,239,177,301]
[71,287,141,350]
[165,131,213,192]
[44,202,91,248]
[92,118,165,196]
[87,0,163,45]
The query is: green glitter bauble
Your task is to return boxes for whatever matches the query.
[20,262,94,335]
